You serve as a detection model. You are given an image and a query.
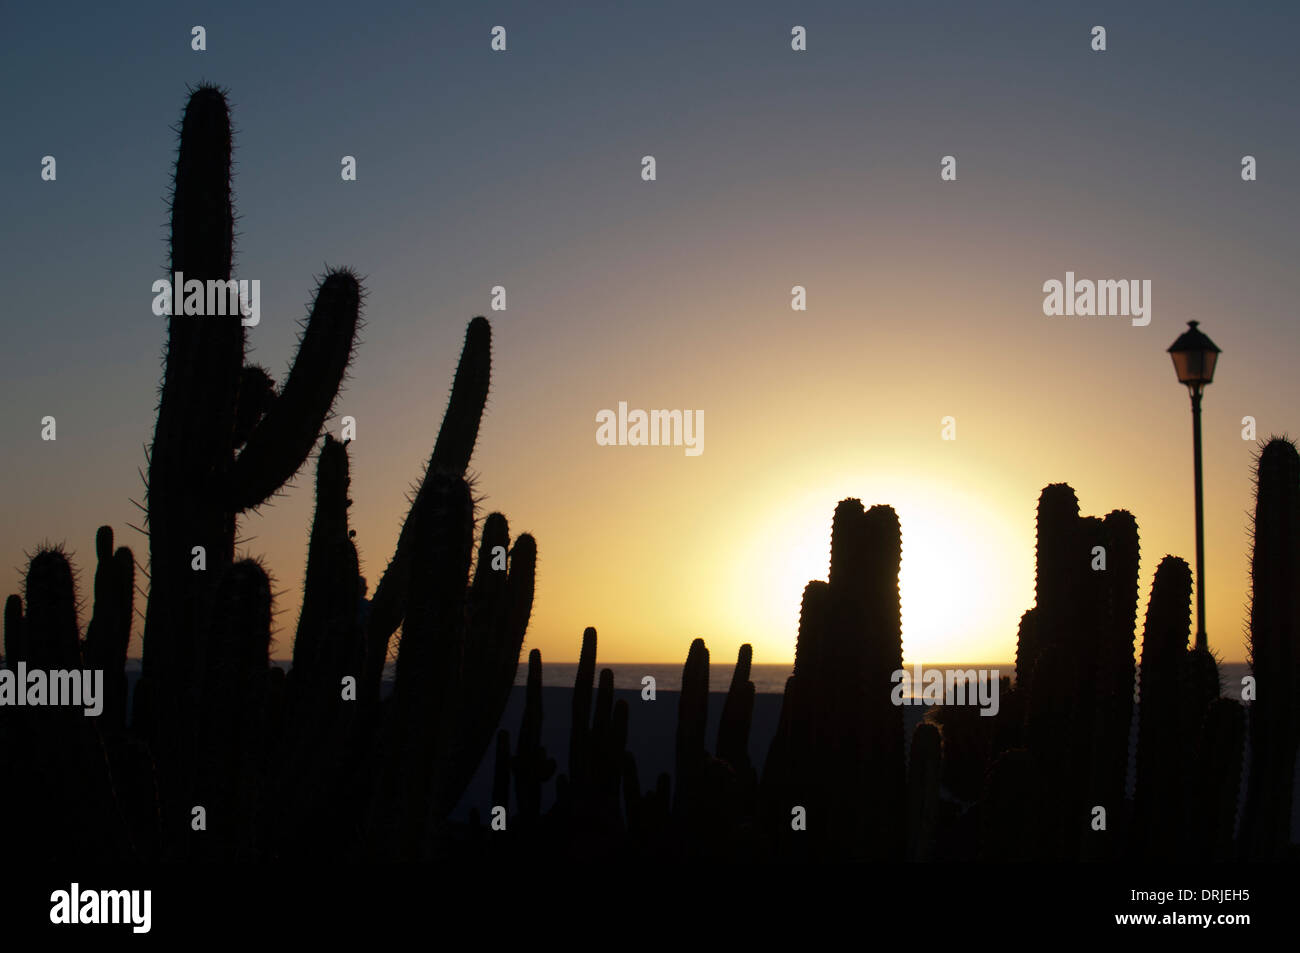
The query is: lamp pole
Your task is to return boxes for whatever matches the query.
[1167,320,1221,654]
[1190,384,1207,652]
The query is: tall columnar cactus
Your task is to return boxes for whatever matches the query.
[428,511,536,820]
[138,85,361,848]
[360,315,492,709]
[270,435,364,858]
[567,627,599,785]
[366,474,475,857]
[513,649,556,824]
[672,637,712,837]
[765,498,904,860]
[6,546,135,861]
[1024,485,1081,695]
[549,627,636,856]
[362,466,536,858]
[1082,509,1140,859]
[1018,486,1141,859]
[1131,555,1194,859]
[717,643,757,806]
[1013,607,1038,690]
[1022,485,1081,765]
[82,527,136,733]
[191,558,274,860]
[1240,436,1300,860]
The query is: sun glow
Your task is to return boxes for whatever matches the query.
[731,476,1031,666]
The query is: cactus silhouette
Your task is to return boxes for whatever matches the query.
[4,545,136,861]
[1083,509,1141,859]
[673,637,711,827]
[551,627,630,857]
[358,316,492,711]
[3,82,1293,869]
[268,435,364,859]
[3,594,23,668]
[512,648,556,825]
[82,527,136,734]
[1016,486,1140,859]
[764,498,904,860]
[1240,436,1300,859]
[1193,697,1246,861]
[0,85,537,864]
[362,468,536,859]
[191,558,275,860]
[136,85,360,851]
[1131,555,1195,859]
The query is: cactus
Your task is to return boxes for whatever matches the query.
[717,643,757,814]
[1013,608,1038,692]
[554,628,630,855]
[269,435,364,859]
[3,84,539,865]
[82,527,135,733]
[359,316,492,709]
[365,474,475,857]
[1082,509,1141,859]
[191,559,274,860]
[3,594,23,669]
[24,547,82,672]
[512,649,556,824]
[1192,698,1246,861]
[673,637,711,825]
[137,85,360,851]
[1131,555,1194,859]
[1021,488,1084,831]
[1017,487,1141,859]
[568,626,598,784]
[1240,437,1300,859]
[764,499,904,860]
[5,545,136,860]
[362,468,536,858]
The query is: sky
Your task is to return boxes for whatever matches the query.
[2,1,1297,665]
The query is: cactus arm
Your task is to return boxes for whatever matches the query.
[228,271,361,514]
[362,316,492,690]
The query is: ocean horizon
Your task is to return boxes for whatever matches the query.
[120,659,1254,700]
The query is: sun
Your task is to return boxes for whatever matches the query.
[728,475,1031,666]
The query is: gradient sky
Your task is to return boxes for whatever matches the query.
[3,1,1297,665]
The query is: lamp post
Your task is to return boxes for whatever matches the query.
[1167,320,1221,653]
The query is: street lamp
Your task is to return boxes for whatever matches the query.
[1167,320,1221,653]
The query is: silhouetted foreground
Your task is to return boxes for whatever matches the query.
[1,86,1296,863]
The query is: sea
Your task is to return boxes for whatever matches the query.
[119,660,1254,699]
[509,661,1255,700]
